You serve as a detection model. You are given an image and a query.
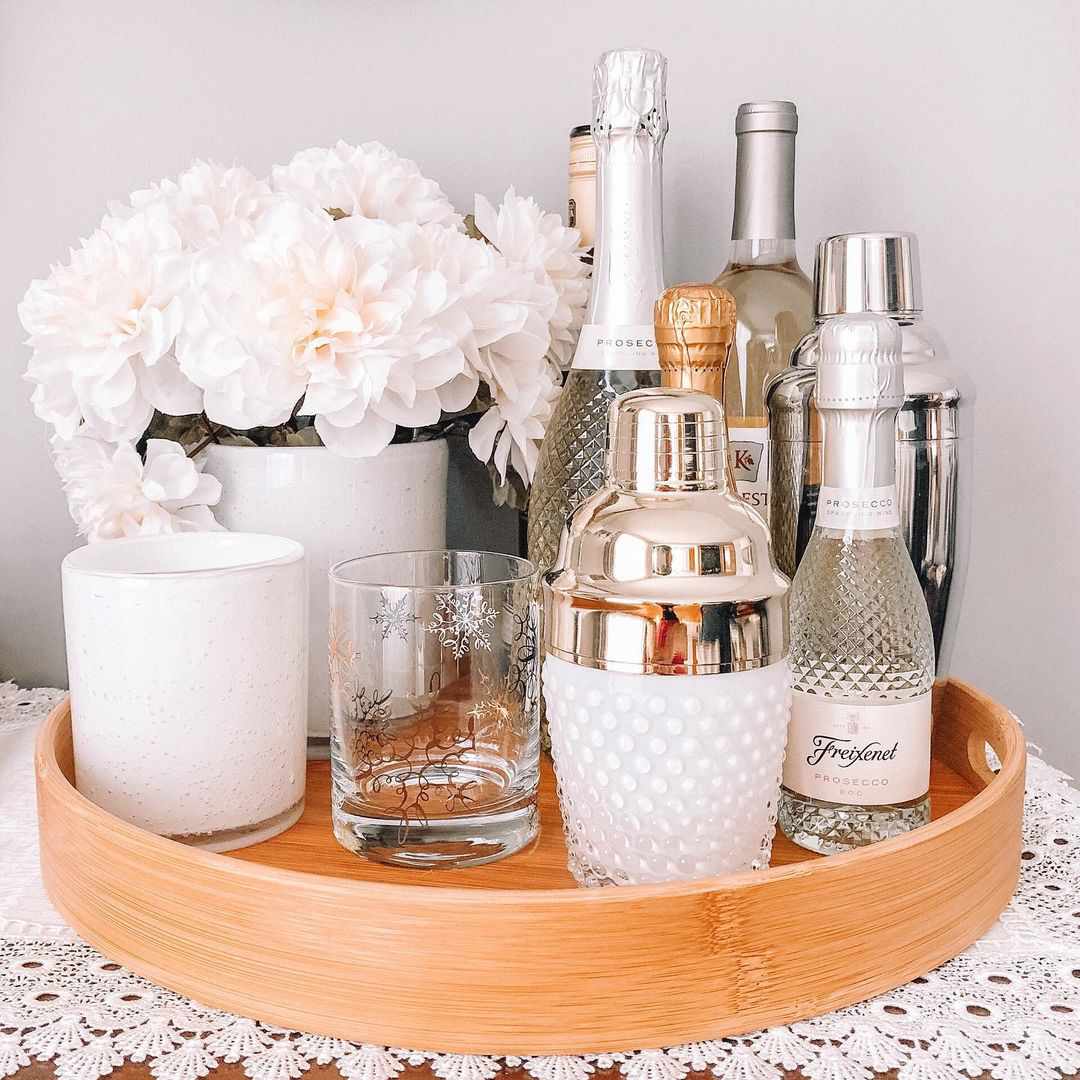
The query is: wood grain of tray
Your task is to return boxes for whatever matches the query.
[35,679,1025,1055]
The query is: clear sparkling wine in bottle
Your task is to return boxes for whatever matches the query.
[527,48,667,581]
[779,315,935,853]
[713,102,813,519]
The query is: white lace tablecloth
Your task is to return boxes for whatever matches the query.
[2,683,1079,1080]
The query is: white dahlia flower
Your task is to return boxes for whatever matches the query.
[179,203,477,455]
[469,357,562,485]
[20,203,201,443]
[399,220,561,483]
[474,187,590,370]
[115,160,273,249]
[54,435,222,542]
[271,141,460,228]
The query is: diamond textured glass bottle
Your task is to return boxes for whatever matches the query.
[528,48,667,580]
[779,315,935,853]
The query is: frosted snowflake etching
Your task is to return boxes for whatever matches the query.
[423,591,498,658]
[370,593,417,642]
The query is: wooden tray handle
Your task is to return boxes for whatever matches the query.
[933,680,1023,790]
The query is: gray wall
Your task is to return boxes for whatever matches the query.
[2,1,1078,770]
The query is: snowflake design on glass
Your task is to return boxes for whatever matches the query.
[423,591,498,658]
[505,602,539,716]
[370,592,417,642]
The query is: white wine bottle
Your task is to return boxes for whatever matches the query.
[779,315,935,853]
[528,48,667,580]
[713,101,813,518]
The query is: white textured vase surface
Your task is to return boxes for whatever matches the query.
[203,442,449,743]
[543,654,792,885]
[61,533,308,850]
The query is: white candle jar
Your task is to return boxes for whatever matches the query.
[543,285,792,887]
[61,533,308,851]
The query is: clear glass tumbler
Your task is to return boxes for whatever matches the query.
[328,550,540,868]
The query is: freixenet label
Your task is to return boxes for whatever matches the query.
[816,484,900,531]
[727,424,769,515]
[783,690,932,804]
[571,323,659,371]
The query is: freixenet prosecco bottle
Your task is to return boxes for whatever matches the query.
[779,315,935,854]
[713,101,813,518]
[528,48,667,580]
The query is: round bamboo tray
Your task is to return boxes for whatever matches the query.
[36,679,1025,1056]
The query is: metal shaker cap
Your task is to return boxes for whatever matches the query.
[735,100,798,135]
[815,232,923,317]
[544,390,790,676]
[608,388,729,493]
[817,315,905,409]
[593,49,668,137]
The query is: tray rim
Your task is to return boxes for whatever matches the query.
[35,685,1023,903]
[35,678,1027,1054]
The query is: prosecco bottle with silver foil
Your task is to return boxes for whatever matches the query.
[528,48,667,581]
[767,233,971,681]
[779,314,935,854]
[713,102,813,517]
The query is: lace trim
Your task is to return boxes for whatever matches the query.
[2,691,1079,1080]
[0,682,66,734]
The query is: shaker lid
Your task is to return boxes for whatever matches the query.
[593,49,668,137]
[815,232,923,317]
[544,385,790,676]
[608,387,730,494]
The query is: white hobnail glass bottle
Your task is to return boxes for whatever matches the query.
[779,315,935,853]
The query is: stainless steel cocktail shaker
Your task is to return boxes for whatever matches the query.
[767,233,973,678]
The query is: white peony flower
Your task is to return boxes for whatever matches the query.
[271,141,461,228]
[474,187,590,370]
[20,204,200,442]
[54,435,222,542]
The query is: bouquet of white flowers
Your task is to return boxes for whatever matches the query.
[21,143,589,541]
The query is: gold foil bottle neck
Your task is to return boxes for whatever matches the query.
[654,283,737,399]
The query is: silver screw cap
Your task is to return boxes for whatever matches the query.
[815,232,923,317]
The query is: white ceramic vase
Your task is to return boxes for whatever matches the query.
[61,533,308,851]
[203,441,449,748]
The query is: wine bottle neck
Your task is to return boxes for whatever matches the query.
[821,410,898,490]
[587,130,666,328]
[731,129,796,243]
[816,408,902,533]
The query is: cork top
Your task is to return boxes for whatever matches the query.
[654,283,737,390]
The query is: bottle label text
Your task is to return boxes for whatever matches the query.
[783,690,932,804]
